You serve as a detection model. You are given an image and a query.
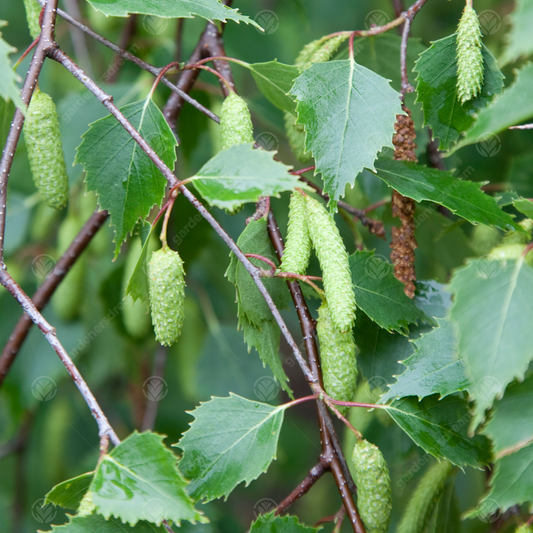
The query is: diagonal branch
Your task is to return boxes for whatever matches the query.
[0,269,120,445]
[0,210,108,387]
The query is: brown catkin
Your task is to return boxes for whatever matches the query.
[390,106,418,298]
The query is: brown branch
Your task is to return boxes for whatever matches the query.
[0,210,108,387]
[275,462,327,515]
[400,15,414,97]
[0,269,120,445]
[0,0,59,264]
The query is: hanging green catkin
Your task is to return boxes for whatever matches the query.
[397,460,455,533]
[148,247,186,346]
[515,524,533,533]
[219,92,254,150]
[316,300,357,415]
[52,215,85,321]
[280,191,312,275]
[285,34,349,163]
[24,89,69,209]
[456,5,484,103]
[23,0,42,39]
[122,239,151,339]
[352,439,392,533]
[305,195,356,332]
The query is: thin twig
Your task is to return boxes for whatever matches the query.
[509,124,533,130]
[400,15,414,97]
[107,14,137,84]
[0,210,108,387]
[62,0,94,78]
[0,269,120,445]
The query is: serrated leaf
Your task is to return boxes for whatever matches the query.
[87,0,259,28]
[500,0,533,66]
[414,281,453,325]
[0,22,24,111]
[40,513,166,532]
[449,63,533,154]
[349,250,427,333]
[449,258,533,430]
[87,431,203,526]
[466,442,533,519]
[381,319,469,403]
[385,395,492,469]
[126,221,157,304]
[483,375,533,456]
[75,98,177,258]
[414,33,504,150]
[176,394,285,502]
[245,60,299,114]
[289,59,402,201]
[193,144,301,211]
[513,197,533,219]
[250,512,321,532]
[372,159,522,232]
[226,217,292,396]
[45,472,93,510]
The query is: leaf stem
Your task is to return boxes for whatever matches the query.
[182,63,234,93]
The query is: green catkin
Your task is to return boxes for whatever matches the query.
[316,300,357,415]
[305,195,356,332]
[352,439,392,533]
[515,524,533,533]
[285,35,348,163]
[24,89,69,209]
[148,247,186,347]
[280,191,312,275]
[456,5,484,103]
[397,460,455,533]
[23,0,42,39]
[52,216,85,321]
[122,239,151,339]
[219,92,254,150]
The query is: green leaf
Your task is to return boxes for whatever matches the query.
[381,319,469,403]
[466,442,533,519]
[290,59,402,201]
[249,512,320,532]
[385,395,492,469]
[193,144,301,212]
[75,98,177,258]
[449,63,533,154]
[500,0,533,65]
[40,514,166,532]
[226,217,292,396]
[86,0,259,27]
[45,472,93,510]
[449,258,533,429]
[372,159,522,232]
[513,197,533,219]
[349,251,427,333]
[0,21,24,111]
[414,34,504,150]
[176,394,285,502]
[483,375,533,455]
[126,221,157,304]
[245,60,299,114]
[86,431,203,526]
